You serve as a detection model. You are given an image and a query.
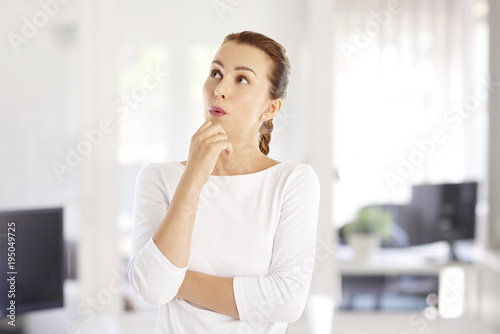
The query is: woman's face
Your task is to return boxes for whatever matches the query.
[202,41,278,141]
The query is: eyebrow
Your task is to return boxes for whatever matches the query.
[212,60,257,77]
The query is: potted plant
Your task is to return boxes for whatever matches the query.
[341,206,394,262]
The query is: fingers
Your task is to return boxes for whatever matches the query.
[191,120,214,139]
[196,122,228,142]
[204,132,228,144]
[209,126,233,158]
[211,140,233,158]
[191,120,233,158]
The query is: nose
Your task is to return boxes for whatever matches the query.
[214,82,227,99]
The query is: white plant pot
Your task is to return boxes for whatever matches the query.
[346,234,381,262]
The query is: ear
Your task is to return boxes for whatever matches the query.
[267,99,282,120]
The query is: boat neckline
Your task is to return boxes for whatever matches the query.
[174,160,290,177]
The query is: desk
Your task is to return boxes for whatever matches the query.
[331,311,498,334]
[336,245,480,317]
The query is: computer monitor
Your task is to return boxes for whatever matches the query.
[0,207,64,316]
[367,182,477,260]
[408,182,477,259]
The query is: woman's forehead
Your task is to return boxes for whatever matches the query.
[213,42,271,73]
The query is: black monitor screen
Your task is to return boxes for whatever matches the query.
[409,182,477,245]
[0,208,64,315]
[360,182,478,251]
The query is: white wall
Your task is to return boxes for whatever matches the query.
[0,1,81,239]
[481,0,500,327]
[489,0,500,249]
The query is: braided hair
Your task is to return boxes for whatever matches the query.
[258,118,273,156]
[222,31,291,155]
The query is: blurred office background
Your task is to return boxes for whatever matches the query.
[1,0,499,333]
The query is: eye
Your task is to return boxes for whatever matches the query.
[211,70,222,79]
[237,76,249,84]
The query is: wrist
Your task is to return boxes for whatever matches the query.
[181,167,208,189]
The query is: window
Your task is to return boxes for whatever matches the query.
[331,0,489,227]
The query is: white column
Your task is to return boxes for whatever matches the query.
[489,0,500,249]
[304,0,339,332]
[77,0,122,317]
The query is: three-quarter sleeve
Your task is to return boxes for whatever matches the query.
[127,163,188,307]
[232,164,321,323]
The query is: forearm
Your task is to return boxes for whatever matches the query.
[152,172,204,268]
[177,270,240,319]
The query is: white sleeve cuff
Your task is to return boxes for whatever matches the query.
[128,237,188,306]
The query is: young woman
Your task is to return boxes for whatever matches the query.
[128,31,320,333]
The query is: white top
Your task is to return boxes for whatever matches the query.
[127,160,321,334]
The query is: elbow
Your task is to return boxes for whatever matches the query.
[258,300,305,323]
[127,259,185,307]
[138,286,178,307]
[235,274,311,323]
[287,305,306,323]
[272,279,310,323]
[276,295,307,323]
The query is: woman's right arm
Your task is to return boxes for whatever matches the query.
[128,120,232,306]
[152,120,232,267]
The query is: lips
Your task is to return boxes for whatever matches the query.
[209,105,227,117]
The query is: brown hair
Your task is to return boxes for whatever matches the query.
[222,31,291,155]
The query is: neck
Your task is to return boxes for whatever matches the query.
[212,135,266,175]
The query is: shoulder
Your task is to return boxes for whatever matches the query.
[136,161,184,184]
[284,161,319,177]
[282,161,320,191]
[279,162,321,212]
